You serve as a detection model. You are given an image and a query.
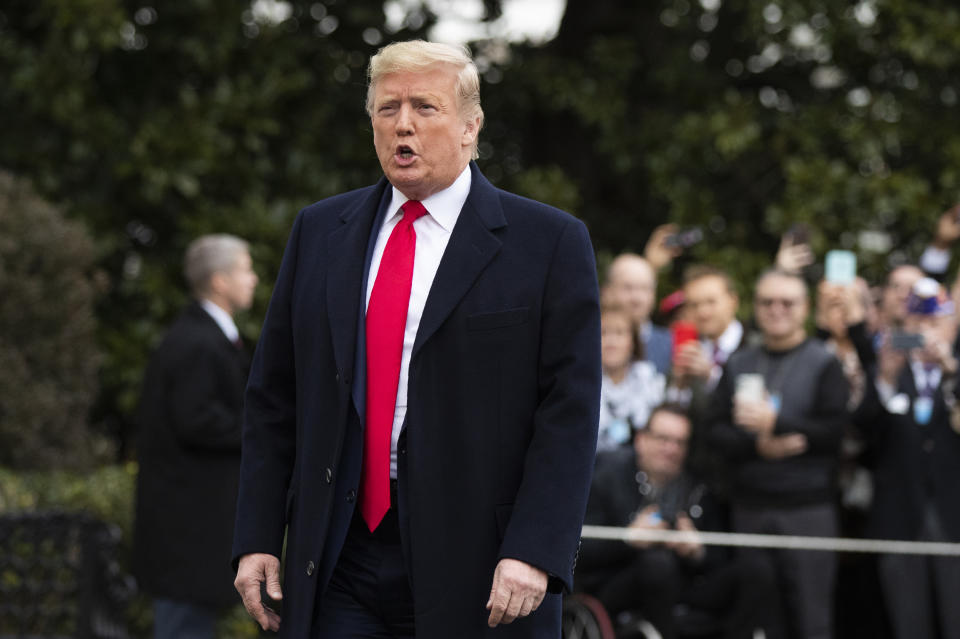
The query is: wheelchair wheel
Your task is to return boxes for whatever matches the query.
[562,593,617,639]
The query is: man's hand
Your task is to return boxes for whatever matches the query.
[486,558,548,627]
[626,504,670,549]
[933,205,960,249]
[666,513,704,560]
[775,235,814,275]
[733,396,777,434]
[756,433,807,459]
[235,553,283,632]
[673,341,712,383]
[644,223,684,272]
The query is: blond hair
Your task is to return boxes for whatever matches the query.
[366,40,484,160]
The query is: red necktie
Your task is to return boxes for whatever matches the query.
[360,200,427,531]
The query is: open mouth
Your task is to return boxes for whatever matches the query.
[397,145,414,160]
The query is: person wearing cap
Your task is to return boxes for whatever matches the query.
[858,276,960,639]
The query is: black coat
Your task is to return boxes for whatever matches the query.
[133,301,250,608]
[856,366,960,542]
[232,164,602,638]
[578,448,722,593]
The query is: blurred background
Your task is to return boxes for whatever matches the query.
[2,0,960,635]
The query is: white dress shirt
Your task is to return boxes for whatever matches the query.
[703,319,744,391]
[199,298,239,343]
[365,166,471,477]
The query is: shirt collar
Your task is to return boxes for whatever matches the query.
[199,298,239,342]
[716,320,744,354]
[388,165,471,232]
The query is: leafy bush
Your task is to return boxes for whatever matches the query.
[0,464,258,638]
[0,172,110,469]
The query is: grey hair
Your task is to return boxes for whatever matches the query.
[183,234,249,297]
[366,40,484,160]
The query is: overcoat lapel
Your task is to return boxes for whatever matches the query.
[326,178,390,396]
[412,164,506,358]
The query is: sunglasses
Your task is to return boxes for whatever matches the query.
[755,297,803,309]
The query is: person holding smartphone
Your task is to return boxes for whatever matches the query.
[707,269,849,639]
[579,405,776,639]
[857,277,960,639]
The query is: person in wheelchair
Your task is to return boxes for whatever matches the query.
[577,404,778,639]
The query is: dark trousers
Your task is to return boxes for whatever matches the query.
[313,488,415,638]
[682,552,779,639]
[594,547,776,639]
[878,505,960,639]
[596,547,681,638]
[732,502,837,639]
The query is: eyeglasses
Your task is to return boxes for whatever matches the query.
[755,297,803,310]
[645,431,689,447]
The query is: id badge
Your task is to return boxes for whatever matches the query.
[769,393,782,413]
[914,396,934,425]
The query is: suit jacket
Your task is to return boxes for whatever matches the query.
[232,163,602,638]
[857,366,960,542]
[644,324,672,376]
[134,301,249,608]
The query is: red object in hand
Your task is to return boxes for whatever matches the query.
[671,321,698,361]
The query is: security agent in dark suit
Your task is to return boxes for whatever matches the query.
[859,277,960,639]
[232,41,602,638]
[134,234,258,639]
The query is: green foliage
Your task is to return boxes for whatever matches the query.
[0,0,432,441]
[0,463,258,638]
[481,0,960,296]
[3,0,960,439]
[0,172,109,469]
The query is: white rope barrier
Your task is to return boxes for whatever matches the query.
[581,525,960,556]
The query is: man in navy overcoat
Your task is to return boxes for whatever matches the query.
[232,40,601,638]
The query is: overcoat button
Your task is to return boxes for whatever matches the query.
[347,489,356,503]
[306,560,315,576]
[335,372,340,382]
[325,467,333,483]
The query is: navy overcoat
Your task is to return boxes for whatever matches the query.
[233,164,601,638]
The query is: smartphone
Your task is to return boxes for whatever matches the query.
[784,223,810,246]
[889,332,925,350]
[663,227,704,249]
[671,321,698,360]
[735,373,766,402]
[825,250,857,285]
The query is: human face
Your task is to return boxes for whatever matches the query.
[881,265,923,326]
[607,256,656,325]
[904,311,958,363]
[754,275,808,346]
[635,411,690,483]
[601,311,636,374]
[219,251,258,313]
[371,66,480,201]
[684,275,739,341]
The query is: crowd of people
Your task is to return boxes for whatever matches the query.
[578,209,960,639]
[126,36,960,639]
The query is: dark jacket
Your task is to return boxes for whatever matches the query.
[707,338,848,507]
[232,164,602,638]
[856,366,960,541]
[578,447,721,593]
[133,301,249,608]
